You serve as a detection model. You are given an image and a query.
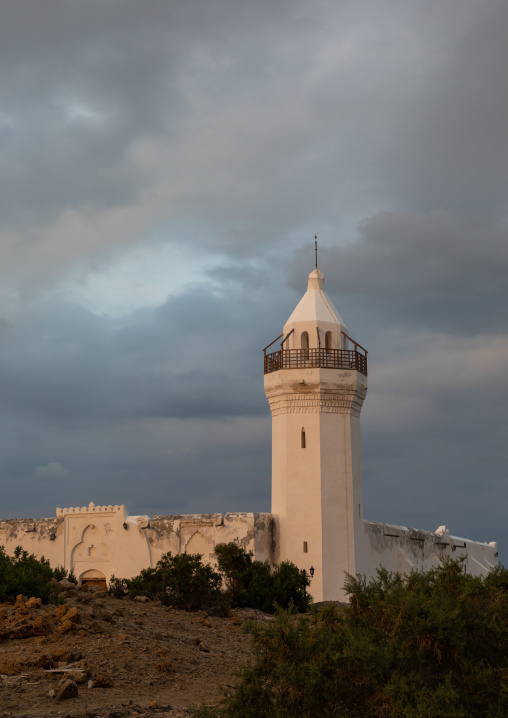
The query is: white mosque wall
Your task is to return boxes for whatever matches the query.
[361,520,498,582]
[0,503,276,585]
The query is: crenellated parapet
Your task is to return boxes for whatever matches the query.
[56,502,125,516]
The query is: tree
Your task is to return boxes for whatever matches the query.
[0,547,64,603]
[215,543,311,614]
[109,552,227,613]
[193,561,508,717]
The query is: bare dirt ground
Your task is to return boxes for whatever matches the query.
[0,585,270,718]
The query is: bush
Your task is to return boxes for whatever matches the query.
[108,552,228,614]
[108,544,311,615]
[52,566,77,583]
[108,575,128,599]
[0,546,63,604]
[215,543,312,614]
[192,561,508,718]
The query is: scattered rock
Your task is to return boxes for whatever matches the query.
[76,658,91,675]
[63,606,79,623]
[57,619,73,635]
[35,653,54,669]
[31,614,48,635]
[93,671,114,688]
[55,678,78,700]
[0,657,22,675]
[55,605,68,619]
[51,647,71,662]
[0,587,253,714]
[26,596,42,610]
[133,595,150,603]
[58,579,77,591]
[67,670,87,684]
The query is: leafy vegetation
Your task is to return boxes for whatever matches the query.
[215,542,312,613]
[109,552,228,614]
[193,561,508,718]
[109,543,312,615]
[0,546,70,604]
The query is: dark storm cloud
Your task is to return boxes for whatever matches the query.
[0,1,507,557]
[0,283,275,424]
[0,278,276,518]
[290,211,508,335]
[4,0,508,287]
[0,0,299,229]
[389,0,508,220]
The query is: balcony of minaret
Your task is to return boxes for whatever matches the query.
[263,330,368,376]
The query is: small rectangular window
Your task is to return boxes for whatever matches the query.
[303,541,308,553]
[301,428,306,448]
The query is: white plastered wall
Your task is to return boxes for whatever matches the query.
[360,521,498,586]
[0,505,276,583]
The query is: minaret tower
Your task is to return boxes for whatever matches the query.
[263,256,368,601]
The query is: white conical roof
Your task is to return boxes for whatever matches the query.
[284,268,348,333]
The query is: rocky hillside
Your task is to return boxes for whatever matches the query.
[0,581,270,718]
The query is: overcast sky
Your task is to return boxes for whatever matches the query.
[1,0,507,558]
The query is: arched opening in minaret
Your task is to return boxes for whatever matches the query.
[301,428,306,448]
[325,331,333,351]
[301,331,309,360]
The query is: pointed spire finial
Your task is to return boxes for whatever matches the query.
[314,235,318,270]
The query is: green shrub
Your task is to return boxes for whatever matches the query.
[0,546,63,604]
[108,552,227,614]
[192,560,508,718]
[215,543,311,614]
[52,566,77,583]
[108,575,128,599]
[109,544,311,616]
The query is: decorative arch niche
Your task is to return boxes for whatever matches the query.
[71,524,111,579]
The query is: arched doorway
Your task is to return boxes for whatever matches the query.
[80,569,107,589]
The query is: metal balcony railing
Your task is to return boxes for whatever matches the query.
[263,347,367,376]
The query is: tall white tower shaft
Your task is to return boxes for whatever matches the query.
[264,268,367,601]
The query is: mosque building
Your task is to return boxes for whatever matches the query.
[0,264,498,599]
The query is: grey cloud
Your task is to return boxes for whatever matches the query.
[290,210,508,334]
[5,1,506,286]
[1,410,271,521]
[1,0,507,559]
[390,0,508,220]
[33,462,70,480]
[0,282,275,424]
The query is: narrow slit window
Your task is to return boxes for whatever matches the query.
[303,541,308,553]
[301,428,306,448]
[325,331,333,351]
[358,503,361,519]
